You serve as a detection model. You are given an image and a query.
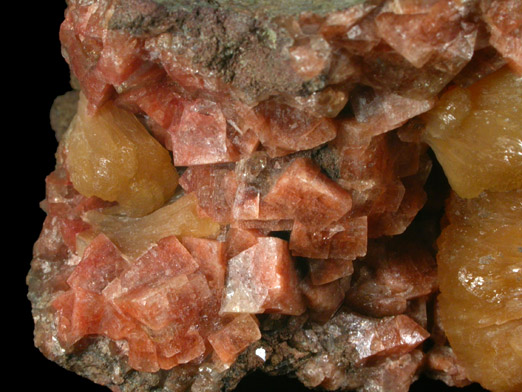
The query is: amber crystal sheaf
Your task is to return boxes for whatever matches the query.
[27,0,522,391]
[437,190,522,392]
[422,67,522,198]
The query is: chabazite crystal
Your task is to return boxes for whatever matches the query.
[27,0,522,392]
[221,236,305,315]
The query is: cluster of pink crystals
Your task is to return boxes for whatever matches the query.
[46,163,305,372]
[44,166,265,371]
[49,0,522,376]
[52,228,265,372]
[345,237,438,319]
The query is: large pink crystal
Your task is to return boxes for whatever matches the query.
[221,237,305,315]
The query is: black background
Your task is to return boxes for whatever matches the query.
[16,2,487,392]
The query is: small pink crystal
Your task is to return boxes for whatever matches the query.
[180,237,227,292]
[262,157,352,228]
[208,314,261,364]
[320,2,377,41]
[375,0,477,70]
[345,239,437,317]
[343,86,435,144]
[96,31,144,86]
[308,258,354,286]
[481,0,522,73]
[179,164,237,224]
[343,312,430,366]
[300,278,345,323]
[112,235,199,291]
[289,36,331,81]
[66,233,129,293]
[362,315,430,362]
[113,274,192,331]
[116,75,183,131]
[289,215,367,260]
[254,101,337,157]
[225,227,262,260]
[169,99,239,165]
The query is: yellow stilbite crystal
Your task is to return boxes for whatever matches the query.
[422,67,522,199]
[437,190,522,392]
[65,93,178,217]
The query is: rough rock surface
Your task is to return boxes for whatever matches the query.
[28,0,522,391]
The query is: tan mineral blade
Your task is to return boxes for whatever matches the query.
[83,193,221,259]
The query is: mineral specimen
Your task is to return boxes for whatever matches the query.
[27,0,522,391]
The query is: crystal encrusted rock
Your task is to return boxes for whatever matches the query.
[28,0,522,391]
